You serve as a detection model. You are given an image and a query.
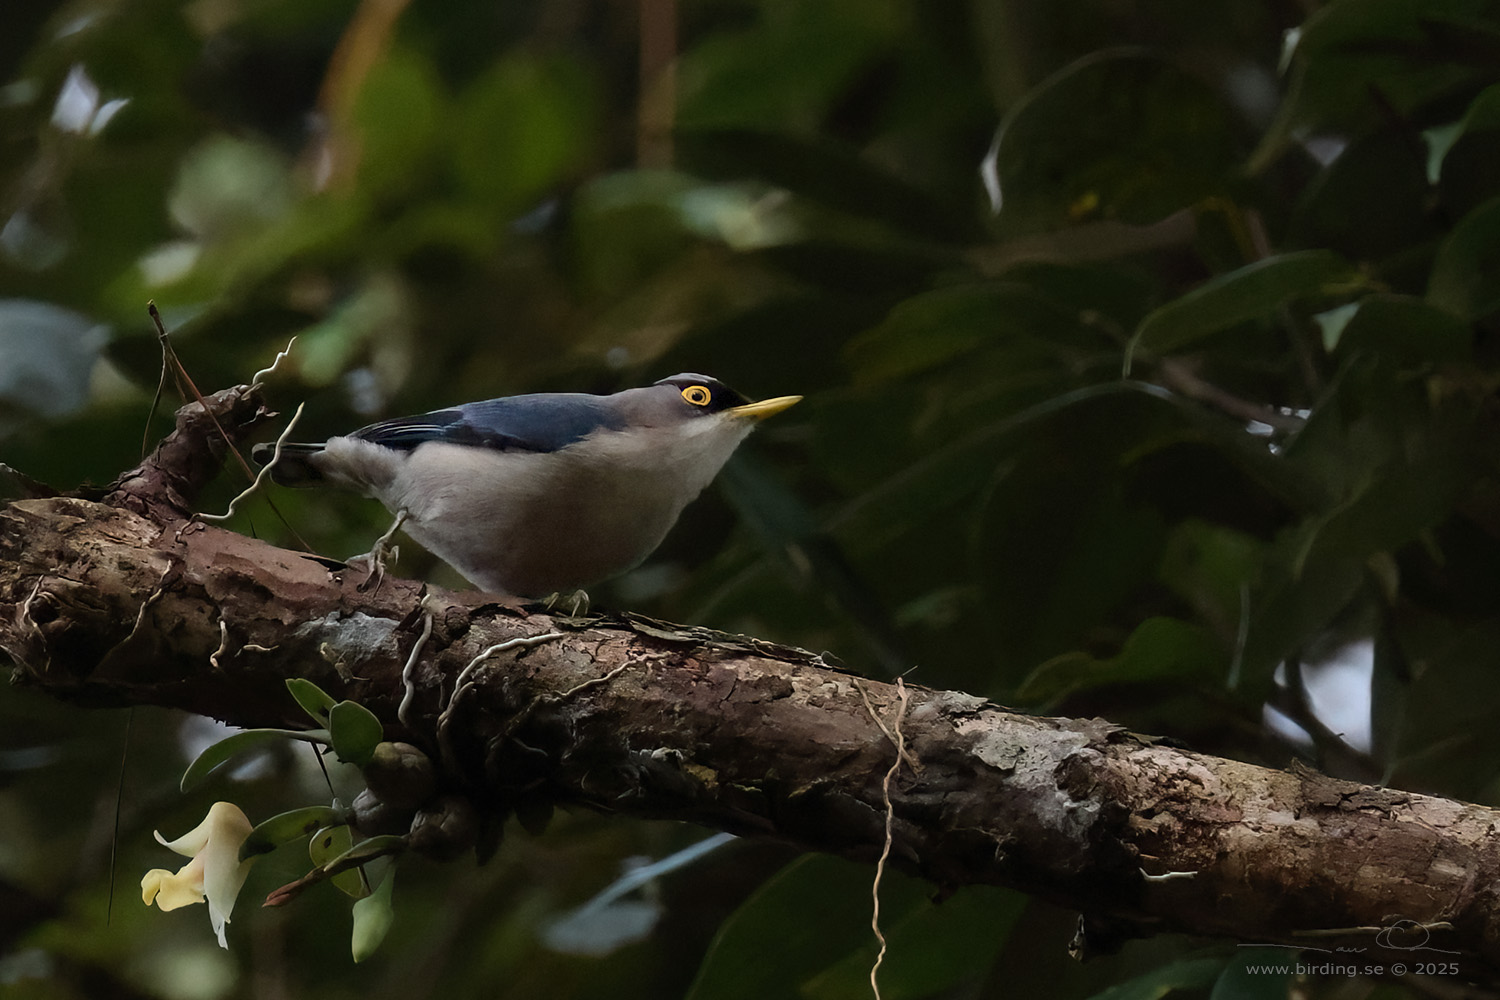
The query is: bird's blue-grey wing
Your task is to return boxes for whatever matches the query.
[351,394,626,453]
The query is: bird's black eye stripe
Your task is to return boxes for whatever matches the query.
[655,373,750,411]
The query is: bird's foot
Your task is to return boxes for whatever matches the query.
[349,510,409,592]
[541,589,591,617]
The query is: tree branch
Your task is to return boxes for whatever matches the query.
[5,385,1500,979]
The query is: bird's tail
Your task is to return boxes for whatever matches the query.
[251,441,327,486]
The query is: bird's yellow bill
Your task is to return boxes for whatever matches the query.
[728,395,802,420]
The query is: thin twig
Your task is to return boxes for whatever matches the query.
[145,303,258,481]
[143,304,179,459]
[1156,358,1305,433]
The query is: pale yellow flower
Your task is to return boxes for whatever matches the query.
[141,801,254,948]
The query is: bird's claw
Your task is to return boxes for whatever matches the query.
[542,589,591,617]
[349,510,409,592]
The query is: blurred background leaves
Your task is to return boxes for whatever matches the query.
[2,0,1500,997]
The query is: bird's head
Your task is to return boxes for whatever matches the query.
[634,373,801,428]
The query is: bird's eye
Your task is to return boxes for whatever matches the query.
[681,385,713,406]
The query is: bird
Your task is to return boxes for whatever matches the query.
[252,374,801,597]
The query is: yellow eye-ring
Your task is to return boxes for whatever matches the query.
[681,385,713,406]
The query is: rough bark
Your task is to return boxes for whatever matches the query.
[4,385,1500,980]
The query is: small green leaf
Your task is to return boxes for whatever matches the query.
[1126,250,1358,369]
[310,825,368,898]
[180,728,330,792]
[308,824,348,866]
[285,678,338,726]
[240,806,347,862]
[351,868,397,963]
[329,700,384,767]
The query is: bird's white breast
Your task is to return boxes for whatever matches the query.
[317,418,755,595]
